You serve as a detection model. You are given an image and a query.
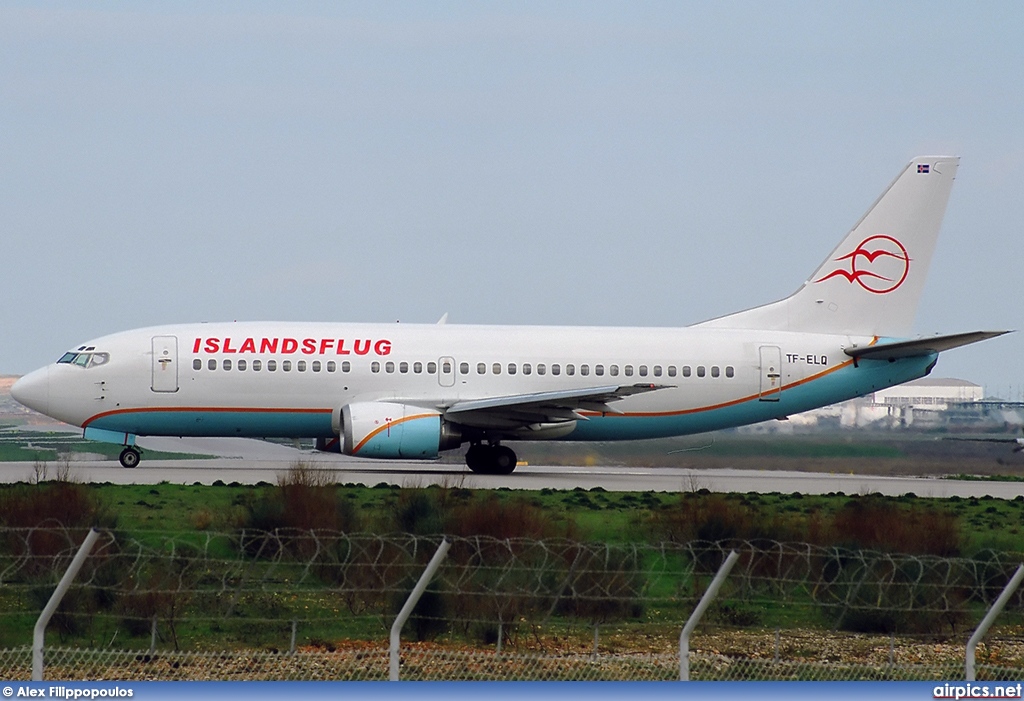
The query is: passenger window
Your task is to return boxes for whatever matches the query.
[460,362,469,375]
[523,363,531,375]
[492,363,502,375]
[312,361,321,372]
[566,364,575,376]
[477,362,486,374]
[537,363,546,375]
[238,360,247,371]
[595,364,604,376]
[193,359,202,371]
[342,361,350,373]
[639,365,648,377]
[427,362,437,374]
[267,360,277,371]
[371,362,380,373]
[697,366,706,378]
[508,363,517,375]
[654,365,662,377]
[610,365,619,376]
[282,360,291,372]
[401,362,409,373]
[326,361,334,372]
[726,366,735,378]
[297,360,306,372]
[414,362,422,373]
[668,366,677,377]
[682,366,691,377]
[711,366,720,378]
[551,364,560,375]
[223,359,232,371]
[442,361,451,373]
[208,359,217,371]
[580,364,589,376]
[253,360,262,371]
[624,365,633,377]
[385,361,395,373]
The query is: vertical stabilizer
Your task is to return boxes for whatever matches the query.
[696,156,959,337]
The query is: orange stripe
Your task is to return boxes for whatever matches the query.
[352,413,438,454]
[83,406,331,427]
[580,337,878,418]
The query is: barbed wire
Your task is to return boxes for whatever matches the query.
[2,527,1023,622]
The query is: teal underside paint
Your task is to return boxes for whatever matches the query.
[83,355,936,444]
[356,416,441,459]
[568,354,938,441]
[87,410,333,438]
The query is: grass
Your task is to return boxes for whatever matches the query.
[4,475,1024,652]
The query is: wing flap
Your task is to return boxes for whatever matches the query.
[444,383,671,428]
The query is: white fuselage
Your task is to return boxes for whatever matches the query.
[14,321,935,443]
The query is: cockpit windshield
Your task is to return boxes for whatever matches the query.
[57,352,110,368]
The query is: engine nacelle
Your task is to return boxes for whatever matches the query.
[327,402,461,459]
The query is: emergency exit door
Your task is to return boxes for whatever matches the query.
[759,346,782,401]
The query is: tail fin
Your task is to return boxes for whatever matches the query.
[696,156,959,337]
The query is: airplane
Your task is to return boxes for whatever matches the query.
[11,156,1010,474]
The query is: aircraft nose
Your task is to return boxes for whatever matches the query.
[11,366,50,416]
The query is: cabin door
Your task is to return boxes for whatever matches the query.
[151,335,179,392]
[758,345,782,401]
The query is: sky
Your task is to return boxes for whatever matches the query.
[2,2,1022,398]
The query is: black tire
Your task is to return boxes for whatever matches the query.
[493,446,517,475]
[119,447,141,469]
[465,444,490,474]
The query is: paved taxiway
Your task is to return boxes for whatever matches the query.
[3,455,1023,499]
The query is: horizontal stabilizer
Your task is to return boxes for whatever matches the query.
[844,331,1010,360]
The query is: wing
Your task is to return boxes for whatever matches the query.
[442,384,672,429]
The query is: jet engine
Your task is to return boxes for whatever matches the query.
[317,402,461,459]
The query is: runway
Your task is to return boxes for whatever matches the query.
[3,453,1023,499]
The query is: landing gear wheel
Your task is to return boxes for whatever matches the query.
[119,447,141,469]
[465,443,518,475]
[493,446,518,475]
[465,444,490,474]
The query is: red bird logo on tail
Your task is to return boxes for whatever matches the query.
[814,234,910,294]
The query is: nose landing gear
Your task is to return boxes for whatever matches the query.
[465,442,518,475]
[119,447,141,469]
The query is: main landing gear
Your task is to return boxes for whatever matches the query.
[119,447,141,469]
[465,443,518,475]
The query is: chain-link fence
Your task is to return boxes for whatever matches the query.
[2,527,1023,680]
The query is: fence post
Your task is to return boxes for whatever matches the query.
[389,539,451,681]
[149,617,157,654]
[967,563,1024,681]
[32,528,101,681]
[679,550,739,681]
[290,620,298,655]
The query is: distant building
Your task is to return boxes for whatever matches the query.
[873,378,984,409]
